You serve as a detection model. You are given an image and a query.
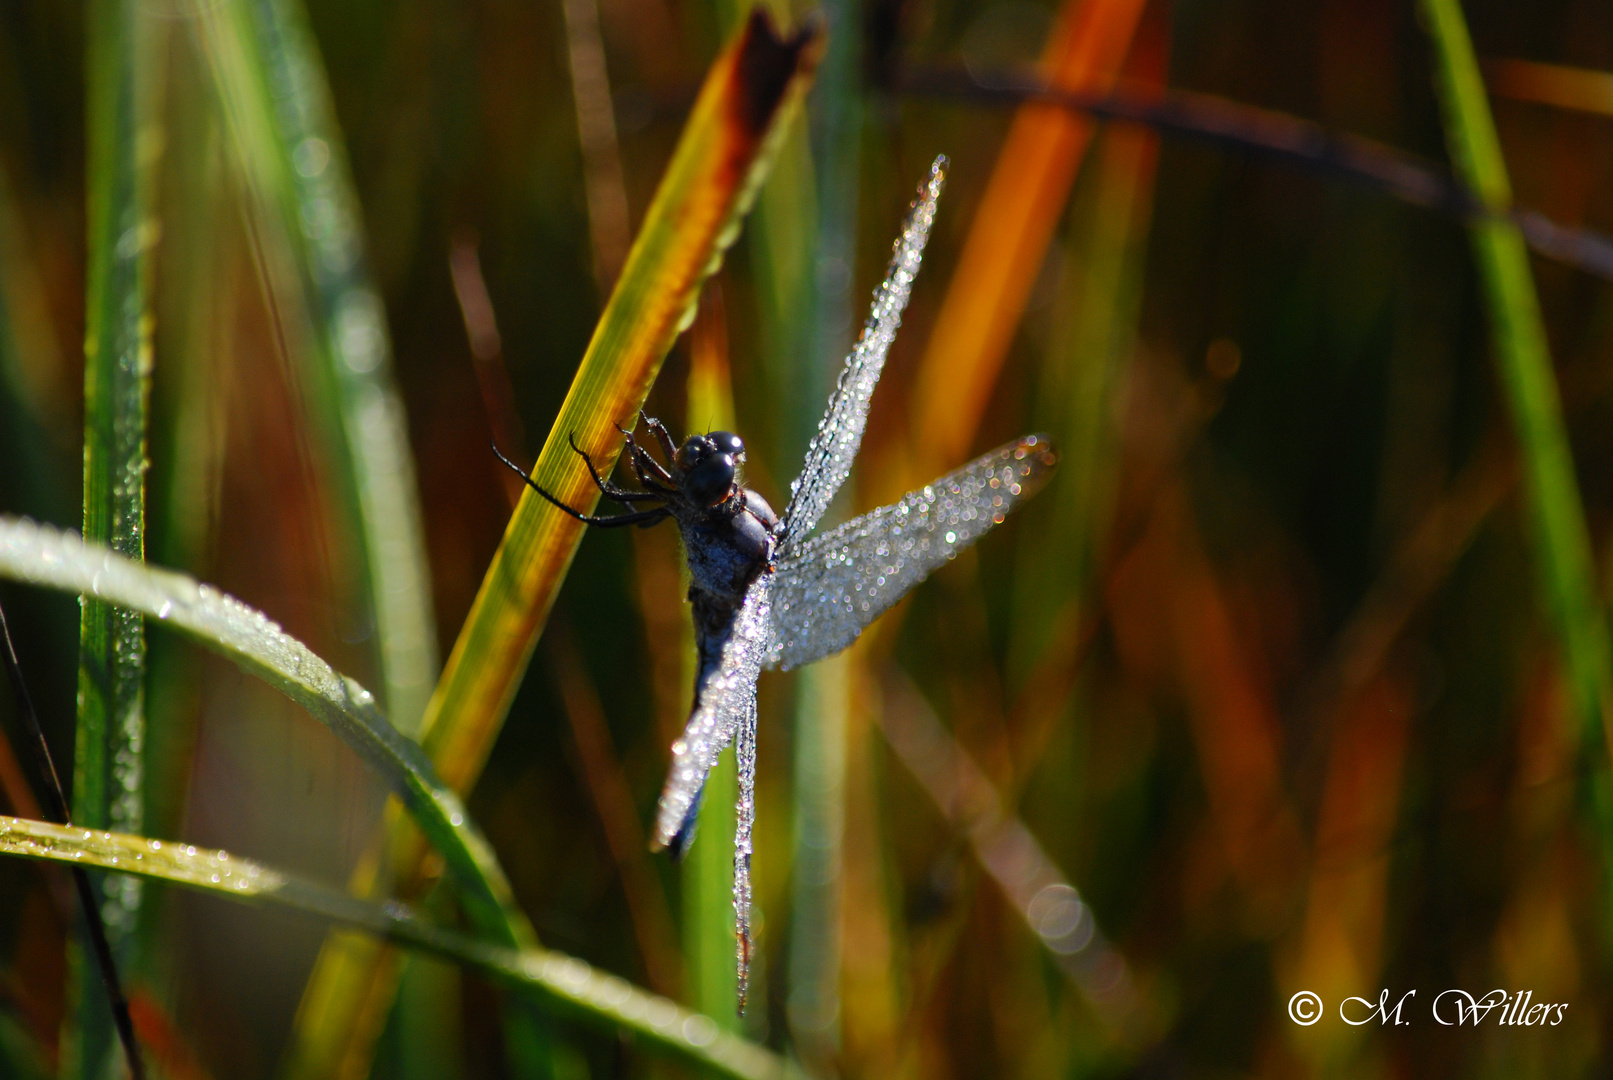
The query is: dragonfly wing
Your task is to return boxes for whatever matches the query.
[775,157,948,559]
[767,435,1057,671]
[651,575,774,852]
[732,680,758,1012]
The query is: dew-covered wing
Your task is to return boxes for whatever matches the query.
[775,157,947,559]
[650,575,773,851]
[767,435,1057,671]
[731,680,759,1012]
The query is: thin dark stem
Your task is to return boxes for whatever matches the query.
[0,598,145,1080]
[902,69,1613,283]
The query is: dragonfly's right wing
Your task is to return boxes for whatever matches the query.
[766,435,1057,671]
[775,157,948,560]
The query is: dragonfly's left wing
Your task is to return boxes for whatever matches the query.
[766,435,1057,671]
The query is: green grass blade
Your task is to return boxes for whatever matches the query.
[191,0,440,736]
[1420,0,1613,754]
[0,815,801,1080]
[0,518,528,950]
[72,1,159,1075]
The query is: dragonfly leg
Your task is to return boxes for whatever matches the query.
[642,410,679,461]
[618,423,677,488]
[566,434,663,503]
[492,441,672,527]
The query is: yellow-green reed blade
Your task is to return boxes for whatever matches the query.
[1420,0,1613,762]
[0,815,804,1080]
[71,1,159,1075]
[285,8,823,1073]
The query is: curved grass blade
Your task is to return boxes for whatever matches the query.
[0,518,527,949]
[0,815,801,1080]
[190,0,441,735]
[1419,0,1613,760]
[73,2,160,1075]
[283,9,824,1070]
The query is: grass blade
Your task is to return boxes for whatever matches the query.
[1419,0,1613,758]
[0,518,529,950]
[906,0,1147,471]
[283,9,823,1069]
[191,0,441,736]
[72,1,159,1074]
[0,815,801,1080]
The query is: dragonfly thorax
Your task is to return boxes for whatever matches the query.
[676,484,776,605]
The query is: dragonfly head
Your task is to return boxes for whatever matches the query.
[675,431,745,506]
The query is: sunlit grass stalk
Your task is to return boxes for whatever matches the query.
[70,0,159,1075]
[286,10,822,1071]
[1420,0,1613,767]
[0,815,804,1080]
[191,0,441,738]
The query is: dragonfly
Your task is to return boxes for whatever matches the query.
[498,155,1057,1010]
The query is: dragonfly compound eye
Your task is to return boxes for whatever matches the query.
[707,431,745,460]
[674,434,714,471]
[686,452,736,506]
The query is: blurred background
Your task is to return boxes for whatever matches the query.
[2,0,1613,1076]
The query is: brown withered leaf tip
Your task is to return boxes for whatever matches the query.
[731,7,823,139]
